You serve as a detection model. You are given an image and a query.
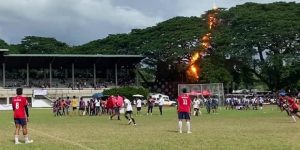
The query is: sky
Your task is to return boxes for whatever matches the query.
[0,0,299,45]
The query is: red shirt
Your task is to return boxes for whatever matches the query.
[12,95,28,118]
[106,96,115,109]
[286,97,298,110]
[177,94,191,112]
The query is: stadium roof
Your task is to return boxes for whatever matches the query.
[1,54,145,69]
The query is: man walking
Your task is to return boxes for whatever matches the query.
[12,88,33,144]
[158,95,164,115]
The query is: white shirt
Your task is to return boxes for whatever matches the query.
[136,99,142,107]
[124,98,132,111]
[193,99,200,108]
[158,97,164,106]
[95,100,101,107]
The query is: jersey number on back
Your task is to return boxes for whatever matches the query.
[15,102,19,109]
[183,99,188,105]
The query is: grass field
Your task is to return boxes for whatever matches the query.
[0,106,300,150]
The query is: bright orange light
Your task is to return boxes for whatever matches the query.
[191,65,197,73]
[186,4,218,82]
[191,53,199,62]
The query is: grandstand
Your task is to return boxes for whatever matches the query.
[0,49,144,107]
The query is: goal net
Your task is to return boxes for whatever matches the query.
[178,83,225,105]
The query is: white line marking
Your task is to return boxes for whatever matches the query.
[11,122,93,150]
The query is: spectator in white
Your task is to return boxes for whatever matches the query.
[158,95,164,115]
[95,98,101,116]
[259,96,264,110]
[136,98,142,116]
[193,97,201,116]
[124,97,136,125]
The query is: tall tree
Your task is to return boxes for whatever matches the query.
[213,2,300,91]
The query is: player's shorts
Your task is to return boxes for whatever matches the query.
[178,112,190,120]
[291,109,299,114]
[114,107,120,114]
[194,108,199,111]
[14,118,27,126]
[73,107,77,110]
[126,111,133,115]
[137,107,141,111]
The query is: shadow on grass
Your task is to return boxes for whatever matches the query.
[166,130,179,133]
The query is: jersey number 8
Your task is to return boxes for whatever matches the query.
[15,102,19,109]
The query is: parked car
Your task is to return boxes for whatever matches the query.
[150,93,176,106]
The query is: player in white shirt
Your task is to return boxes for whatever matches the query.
[124,98,136,125]
[193,97,201,116]
[136,98,142,116]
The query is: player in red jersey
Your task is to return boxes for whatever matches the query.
[286,96,300,122]
[177,88,192,134]
[12,88,33,144]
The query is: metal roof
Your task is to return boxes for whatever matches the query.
[1,54,145,69]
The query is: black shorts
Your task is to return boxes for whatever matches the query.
[137,107,141,111]
[114,107,120,114]
[73,107,77,110]
[194,108,199,111]
[178,112,190,120]
[14,118,27,126]
[291,109,299,114]
[126,111,133,115]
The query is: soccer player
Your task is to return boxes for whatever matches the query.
[285,95,300,122]
[177,88,192,134]
[124,97,136,125]
[110,95,121,120]
[12,88,33,144]
[192,97,200,116]
[136,98,142,116]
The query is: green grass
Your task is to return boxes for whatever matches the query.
[0,106,300,150]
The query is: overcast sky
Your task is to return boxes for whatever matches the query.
[0,0,299,45]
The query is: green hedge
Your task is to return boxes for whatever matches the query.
[103,86,149,101]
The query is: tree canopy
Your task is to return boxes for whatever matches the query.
[212,2,300,91]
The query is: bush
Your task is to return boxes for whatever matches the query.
[103,86,149,101]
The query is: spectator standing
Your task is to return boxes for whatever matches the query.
[147,96,154,115]
[79,98,85,116]
[65,97,71,116]
[136,98,142,116]
[158,95,164,115]
[71,96,78,116]
[95,98,101,116]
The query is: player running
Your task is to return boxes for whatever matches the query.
[12,88,33,144]
[177,88,192,134]
[285,96,300,122]
[124,97,136,126]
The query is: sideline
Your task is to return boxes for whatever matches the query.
[11,122,93,150]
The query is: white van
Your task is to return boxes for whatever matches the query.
[150,94,176,106]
